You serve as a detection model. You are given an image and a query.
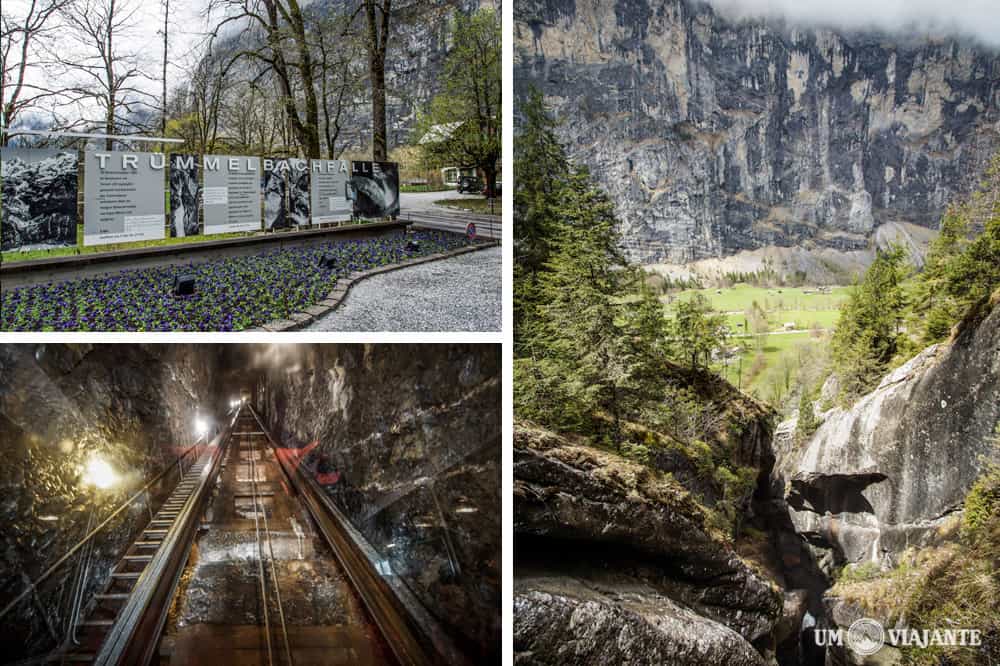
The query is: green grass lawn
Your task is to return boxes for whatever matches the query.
[2,225,265,263]
[717,331,824,397]
[434,197,502,216]
[671,284,851,313]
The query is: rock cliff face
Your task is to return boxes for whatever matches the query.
[0,344,224,657]
[513,422,782,665]
[515,0,1000,265]
[772,296,1000,573]
[255,344,500,662]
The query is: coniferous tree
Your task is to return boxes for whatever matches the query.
[527,171,636,444]
[514,88,572,344]
[831,245,909,400]
[796,388,817,443]
[670,294,727,370]
[912,206,972,342]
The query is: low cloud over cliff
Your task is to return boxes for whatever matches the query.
[705,0,1000,47]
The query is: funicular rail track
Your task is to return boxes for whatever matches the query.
[15,404,452,666]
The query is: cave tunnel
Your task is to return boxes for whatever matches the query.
[0,343,501,665]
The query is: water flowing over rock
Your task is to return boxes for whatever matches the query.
[515,0,1000,267]
[772,297,1000,572]
[513,422,782,665]
[169,154,200,238]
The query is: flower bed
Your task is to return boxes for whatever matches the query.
[1,231,476,331]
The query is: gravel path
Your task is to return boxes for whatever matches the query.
[308,245,501,331]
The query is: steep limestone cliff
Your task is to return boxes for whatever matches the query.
[515,0,1000,266]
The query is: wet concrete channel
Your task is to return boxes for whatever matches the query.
[157,407,393,665]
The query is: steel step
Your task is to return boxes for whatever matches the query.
[123,554,153,562]
[78,618,114,627]
[111,572,141,579]
[94,593,130,601]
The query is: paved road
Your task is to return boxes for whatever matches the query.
[308,246,501,332]
[399,191,502,239]
[399,190,483,212]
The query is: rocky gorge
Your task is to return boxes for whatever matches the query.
[513,291,1000,665]
[515,0,1000,274]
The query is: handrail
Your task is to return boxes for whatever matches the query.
[0,434,210,621]
[95,408,238,665]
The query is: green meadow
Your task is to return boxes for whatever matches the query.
[664,284,850,405]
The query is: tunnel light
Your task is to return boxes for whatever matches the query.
[83,456,118,490]
[39,515,59,522]
[455,505,479,514]
[195,417,209,437]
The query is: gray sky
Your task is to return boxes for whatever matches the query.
[4,0,215,130]
[704,0,1000,47]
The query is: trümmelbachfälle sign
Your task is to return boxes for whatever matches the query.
[311,160,352,223]
[83,151,167,246]
[202,155,262,234]
[1,147,78,252]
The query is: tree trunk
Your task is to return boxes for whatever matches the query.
[482,162,497,198]
[161,0,169,135]
[365,0,390,161]
[287,0,321,157]
[371,53,387,160]
[105,1,115,151]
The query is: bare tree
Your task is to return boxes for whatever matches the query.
[207,0,324,157]
[54,0,158,149]
[362,0,390,161]
[315,14,362,159]
[165,49,228,153]
[356,0,458,159]
[0,0,72,145]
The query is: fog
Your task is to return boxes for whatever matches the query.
[704,0,1000,48]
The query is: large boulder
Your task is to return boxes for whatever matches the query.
[514,423,782,665]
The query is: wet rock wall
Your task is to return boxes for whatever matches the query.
[255,343,501,662]
[0,344,225,658]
